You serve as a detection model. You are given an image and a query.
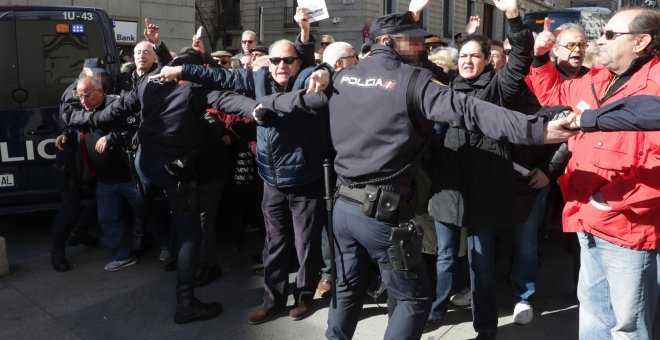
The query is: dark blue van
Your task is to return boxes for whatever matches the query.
[0,6,119,214]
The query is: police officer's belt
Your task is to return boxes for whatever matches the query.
[337,185,370,204]
[337,184,400,221]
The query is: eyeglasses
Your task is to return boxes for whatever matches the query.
[558,42,589,51]
[602,30,642,40]
[242,40,254,44]
[269,56,298,65]
[321,42,332,46]
[341,54,357,60]
[74,89,99,99]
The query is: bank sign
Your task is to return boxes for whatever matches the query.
[114,20,138,44]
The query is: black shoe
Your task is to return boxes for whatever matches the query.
[67,233,100,248]
[174,285,223,324]
[195,266,223,287]
[423,318,443,333]
[475,332,497,340]
[51,252,70,272]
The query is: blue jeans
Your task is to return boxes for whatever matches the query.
[327,199,431,340]
[96,180,142,261]
[135,151,201,287]
[320,225,332,280]
[429,221,461,320]
[510,186,548,305]
[577,232,660,340]
[467,226,499,334]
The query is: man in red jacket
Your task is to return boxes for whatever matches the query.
[527,8,660,339]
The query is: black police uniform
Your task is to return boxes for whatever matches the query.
[322,11,548,340]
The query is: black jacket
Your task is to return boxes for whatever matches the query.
[428,15,534,228]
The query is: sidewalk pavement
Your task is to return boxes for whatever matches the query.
[0,220,655,339]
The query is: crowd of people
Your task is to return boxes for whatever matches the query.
[49,1,659,339]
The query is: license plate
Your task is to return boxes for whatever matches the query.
[0,173,15,187]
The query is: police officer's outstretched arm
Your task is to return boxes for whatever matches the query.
[420,77,575,144]
[206,90,260,119]
[92,89,142,127]
[151,65,251,95]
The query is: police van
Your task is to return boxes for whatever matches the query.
[0,6,119,214]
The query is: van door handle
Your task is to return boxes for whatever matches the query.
[28,126,58,135]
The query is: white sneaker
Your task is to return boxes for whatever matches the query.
[104,258,137,272]
[513,303,534,325]
[449,287,472,307]
[159,249,170,262]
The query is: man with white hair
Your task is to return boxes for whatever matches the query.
[322,42,358,71]
[235,30,258,59]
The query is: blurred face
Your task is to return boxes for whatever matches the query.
[320,37,334,51]
[268,42,301,88]
[241,32,257,54]
[76,79,103,112]
[134,43,157,75]
[458,40,487,80]
[553,30,587,73]
[219,56,232,68]
[391,35,425,65]
[596,10,645,75]
[489,45,506,71]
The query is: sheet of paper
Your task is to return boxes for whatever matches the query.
[297,0,329,23]
[195,26,203,37]
[512,162,531,176]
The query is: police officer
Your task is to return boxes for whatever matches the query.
[90,67,259,324]
[312,10,577,340]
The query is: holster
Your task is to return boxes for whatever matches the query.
[382,220,423,279]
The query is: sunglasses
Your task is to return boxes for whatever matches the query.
[321,42,332,46]
[602,30,642,40]
[73,89,99,99]
[341,54,357,60]
[504,49,511,56]
[558,42,589,51]
[242,40,254,44]
[269,56,298,65]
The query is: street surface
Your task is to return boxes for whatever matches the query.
[0,212,657,339]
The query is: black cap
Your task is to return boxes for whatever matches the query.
[82,58,107,75]
[370,11,430,39]
[360,42,372,55]
[171,47,205,66]
[249,45,269,54]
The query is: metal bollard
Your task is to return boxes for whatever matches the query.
[0,236,8,277]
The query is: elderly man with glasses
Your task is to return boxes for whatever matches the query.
[151,6,327,325]
[235,30,258,59]
[528,8,660,339]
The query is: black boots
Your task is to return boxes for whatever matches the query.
[51,251,70,272]
[174,285,223,324]
[67,232,100,248]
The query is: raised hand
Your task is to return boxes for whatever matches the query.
[294,7,311,42]
[143,18,161,47]
[408,0,430,22]
[493,0,519,18]
[464,16,481,35]
[534,17,558,56]
[192,35,205,54]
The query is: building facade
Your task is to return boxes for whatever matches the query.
[201,0,574,54]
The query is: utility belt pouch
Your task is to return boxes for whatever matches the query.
[362,185,380,218]
[375,190,400,221]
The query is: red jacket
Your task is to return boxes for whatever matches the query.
[527,57,660,250]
